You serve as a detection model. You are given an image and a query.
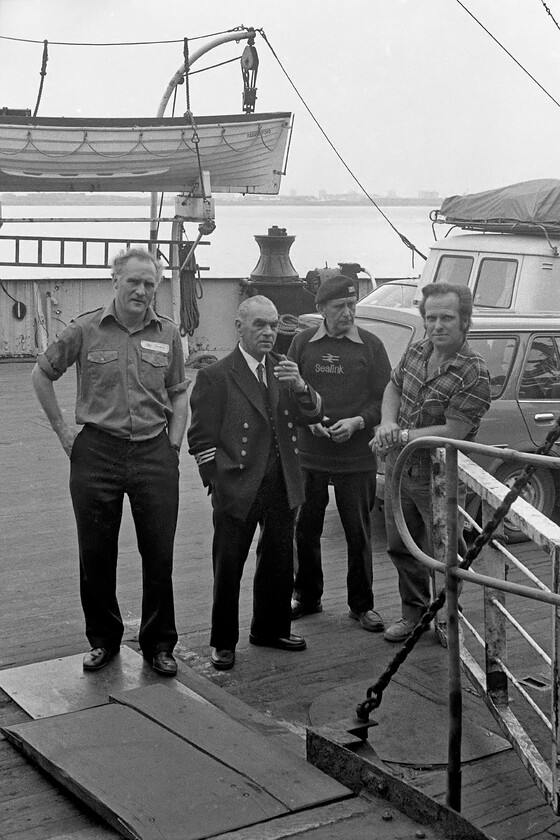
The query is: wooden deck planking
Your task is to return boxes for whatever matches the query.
[2,359,560,838]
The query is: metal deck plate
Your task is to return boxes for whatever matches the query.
[0,646,160,718]
[3,703,289,840]
[309,679,511,766]
[110,683,349,810]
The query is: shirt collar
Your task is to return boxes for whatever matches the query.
[100,300,162,331]
[309,321,363,343]
[238,343,267,380]
[422,338,469,370]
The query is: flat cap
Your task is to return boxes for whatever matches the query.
[315,274,358,305]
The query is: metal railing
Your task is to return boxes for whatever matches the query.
[392,438,560,812]
[0,233,198,271]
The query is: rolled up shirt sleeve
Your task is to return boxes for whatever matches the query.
[37,321,83,380]
[165,328,189,397]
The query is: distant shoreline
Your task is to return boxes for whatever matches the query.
[0,193,440,208]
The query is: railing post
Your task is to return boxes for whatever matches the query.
[432,447,462,811]
[481,500,508,707]
[552,543,560,811]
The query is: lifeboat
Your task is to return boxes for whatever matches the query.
[0,112,292,194]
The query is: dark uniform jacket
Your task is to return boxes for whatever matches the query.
[188,347,322,520]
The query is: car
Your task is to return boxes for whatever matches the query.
[296,279,419,333]
[349,303,560,543]
[359,277,419,309]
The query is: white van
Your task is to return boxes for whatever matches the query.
[415,233,560,313]
[415,179,560,314]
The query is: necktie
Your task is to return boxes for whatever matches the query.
[257,362,267,391]
[257,362,272,410]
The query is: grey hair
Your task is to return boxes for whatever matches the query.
[236,295,278,322]
[111,248,163,284]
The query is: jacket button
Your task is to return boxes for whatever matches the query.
[292,436,297,442]
[242,436,248,442]
[243,422,249,428]
[294,448,299,454]
[284,410,289,416]
[241,450,246,456]
[239,464,245,470]
[288,422,293,428]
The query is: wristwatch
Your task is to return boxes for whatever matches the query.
[170,443,181,453]
[400,429,410,446]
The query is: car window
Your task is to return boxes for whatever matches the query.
[468,335,518,399]
[433,255,473,286]
[519,335,560,400]
[473,258,517,308]
[356,319,416,367]
[362,283,417,308]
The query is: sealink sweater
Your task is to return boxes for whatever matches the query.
[288,324,391,472]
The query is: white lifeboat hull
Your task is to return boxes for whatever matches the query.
[0,112,292,194]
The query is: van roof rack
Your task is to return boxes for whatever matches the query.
[429,210,560,239]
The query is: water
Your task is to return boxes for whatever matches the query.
[0,201,438,282]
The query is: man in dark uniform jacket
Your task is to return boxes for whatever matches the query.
[32,248,190,677]
[188,295,323,671]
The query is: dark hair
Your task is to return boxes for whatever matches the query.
[418,282,473,334]
[111,248,163,284]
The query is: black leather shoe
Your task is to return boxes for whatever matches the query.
[83,646,119,671]
[291,599,322,620]
[249,633,306,651]
[152,651,177,677]
[211,648,235,670]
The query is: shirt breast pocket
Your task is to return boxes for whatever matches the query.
[86,349,119,387]
[140,350,168,390]
[422,395,447,421]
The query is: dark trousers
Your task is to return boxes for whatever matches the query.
[293,469,376,614]
[210,465,295,650]
[69,425,179,656]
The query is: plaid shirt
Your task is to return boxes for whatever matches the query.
[392,338,491,470]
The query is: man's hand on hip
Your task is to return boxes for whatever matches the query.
[57,424,79,458]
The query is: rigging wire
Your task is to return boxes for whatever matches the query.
[538,0,560,32]
[455,0,560,111]
[257,30,427,264]
[0,27,247,47]
[188,55,241,76]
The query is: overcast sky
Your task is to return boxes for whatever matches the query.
[2,0,560,198]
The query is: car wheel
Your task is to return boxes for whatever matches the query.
[493,463,556,543]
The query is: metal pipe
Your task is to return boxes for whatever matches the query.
[150,28,256,243]
[391,436,560,606]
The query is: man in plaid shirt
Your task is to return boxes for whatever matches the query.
[371,283,491,642]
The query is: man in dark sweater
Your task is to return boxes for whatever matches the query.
[288,275,391,631]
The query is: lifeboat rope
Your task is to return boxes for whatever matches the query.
[32,40,48,117]
[355,415,560,723]
[183,37,207,201]
[0,122,282,161]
